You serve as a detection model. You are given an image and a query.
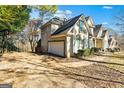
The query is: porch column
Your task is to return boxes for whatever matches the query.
[65,36,71,58]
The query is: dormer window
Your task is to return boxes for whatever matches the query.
[79,20,83,32]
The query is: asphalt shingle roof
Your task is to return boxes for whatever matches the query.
[52,15,82,35]
[85,16,90,21]
[50,17,64,25]
[41,17,64,29]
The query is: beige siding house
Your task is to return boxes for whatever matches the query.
[40,14,91,58]
[108,35,118,49]
[39,14,115,58]
[93,24,109,50]
[85,17,109,50]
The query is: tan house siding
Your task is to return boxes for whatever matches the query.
[95,39,103,48]
[51,24,60,34]
[41,15,111,58]
[41,32,48,52]
[41,24,51,52]
[41,23,61,52]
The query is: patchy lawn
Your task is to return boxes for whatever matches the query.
[85,52,124,73]
[103,52,124,73]
[79,51,124,73]
[0,52,124,88]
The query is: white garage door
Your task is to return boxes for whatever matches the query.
[48,41,65,57]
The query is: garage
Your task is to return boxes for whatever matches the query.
[48,40,65,57]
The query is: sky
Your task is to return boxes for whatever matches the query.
[30,5,124,33]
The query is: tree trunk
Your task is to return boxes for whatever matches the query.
[29,41,34,52]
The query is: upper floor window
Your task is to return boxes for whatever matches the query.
[79,20,83,32]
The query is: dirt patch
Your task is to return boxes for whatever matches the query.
[0,52,124,88]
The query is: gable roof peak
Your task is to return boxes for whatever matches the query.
[95,24,102,27]
[93,24,103,37]
[52,14,83,35]
[85,16,90,20]
[101,29,108,38]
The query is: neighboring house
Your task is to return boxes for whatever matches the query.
[93,24,103,49]
[39,14,117,58]
[40,14,92,58]
[108,35,118,49]
[40,17,64,52]
[93,24,109,50]
[101,30,109,50]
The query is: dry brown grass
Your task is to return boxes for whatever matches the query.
[0,52,124,88]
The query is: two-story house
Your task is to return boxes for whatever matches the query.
[40,14,92,58]
[108,35,118,50]
[93,24,109,50]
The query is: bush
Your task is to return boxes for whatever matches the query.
[113,48,116,52]
[77,49,84,56]
[78,48,92,57]
[4,41,21,52]
[117,48,120,52]
[84,48,91,56]
[113,48,120,52]
[107,48,114,53]
[90,47,100,53]
[111,49,115,53]
[90,48,95,54]
[107,48,112,52]
[107,48,120,52]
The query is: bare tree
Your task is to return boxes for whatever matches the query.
[114,11,124,49]
[27,19,41,52]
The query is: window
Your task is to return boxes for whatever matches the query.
[79,20,83,32]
